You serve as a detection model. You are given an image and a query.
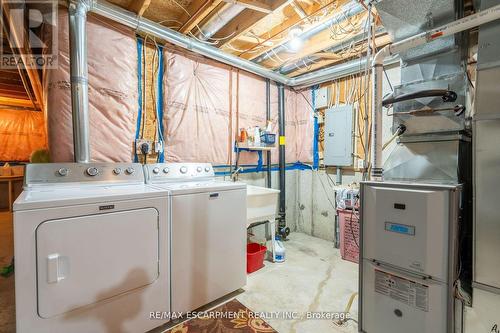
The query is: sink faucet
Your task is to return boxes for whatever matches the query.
[231,167,243,182]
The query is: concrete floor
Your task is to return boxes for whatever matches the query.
[0,213,358,333]
[237,232,359,333]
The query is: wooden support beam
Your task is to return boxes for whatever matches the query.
[222,0,273,13]
[0,96,35,108]
[215,0,295,49]
[211,9,267,41]
[128,0,151,17]
[178,0,223,34]
[1,3,42,109]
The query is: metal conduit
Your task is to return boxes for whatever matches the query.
[69,0,91,163]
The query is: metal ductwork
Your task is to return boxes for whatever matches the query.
[195,4,245,40]
[279,27,386,75]
[370,2,500,180]
[68,0,91,163]
[82,0,379,88]
[252,1,365,64]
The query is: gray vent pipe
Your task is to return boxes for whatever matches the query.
[68,0,91,163]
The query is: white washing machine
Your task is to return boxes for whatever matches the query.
[144,163,247,315]
[14,163,170,333]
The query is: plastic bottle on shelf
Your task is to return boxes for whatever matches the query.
[254,126,261,146]
[273,236,286,263]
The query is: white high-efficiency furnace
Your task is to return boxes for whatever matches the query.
[144,163,247,315]
[359,182,462,333]
[14,163,170,333]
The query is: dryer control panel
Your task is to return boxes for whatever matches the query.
[24,163,145,187]
[144,163,214,183]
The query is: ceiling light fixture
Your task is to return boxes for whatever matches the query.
[288,26,304,52]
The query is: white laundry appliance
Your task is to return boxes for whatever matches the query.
[13,163,170,333]
[144,163,247,314]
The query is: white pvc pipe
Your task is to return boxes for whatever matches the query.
[370,3,500,180]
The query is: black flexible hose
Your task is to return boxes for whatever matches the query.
[382,89,457,107]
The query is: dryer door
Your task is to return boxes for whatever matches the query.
[36,208,159,318]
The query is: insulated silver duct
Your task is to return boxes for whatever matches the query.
[195,4,245,40]
[278,26,386,75]
[68,0,91,163]
[252,1,365,64]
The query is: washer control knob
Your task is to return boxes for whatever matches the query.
[153,167,160,174]
[205,166,211,172]
[125,167,135,175]
[163,167,170,174]
[113,167,122,175]
[197,166,202,173]
[180,166,188,174]
[86,167,99,177]
[58,168,69,176]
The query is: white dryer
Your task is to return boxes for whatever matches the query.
[14,163,170,333]
[144,163,247,315]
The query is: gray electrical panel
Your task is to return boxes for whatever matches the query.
[324,105,353,166]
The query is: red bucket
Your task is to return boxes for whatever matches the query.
[247,243,267,273]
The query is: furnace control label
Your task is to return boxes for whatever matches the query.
[374,269,429,312]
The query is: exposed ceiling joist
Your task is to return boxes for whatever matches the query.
[222,0,273,13]
[178,0,223,34]
[214,0,292,48]
[259,10,368,69]
[0,96,34,108]
[287,33,391,77]
[127,0,151,16]
[212,9,267,42]
[221,1,319,50]
[236,0,335,60]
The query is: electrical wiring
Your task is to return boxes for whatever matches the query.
[169,0,238,44]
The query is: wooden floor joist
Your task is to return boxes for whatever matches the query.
[215,0,294,49]
[178,0,223,34]
[128,0,151,17]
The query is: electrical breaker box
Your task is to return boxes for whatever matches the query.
[324,105,353,166]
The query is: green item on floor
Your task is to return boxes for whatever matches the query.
[1,258,14,277]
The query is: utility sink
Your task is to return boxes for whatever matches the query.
[246,185,280,224]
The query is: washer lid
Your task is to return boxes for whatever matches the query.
[151,180,246,195]
[13,184,168,211]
